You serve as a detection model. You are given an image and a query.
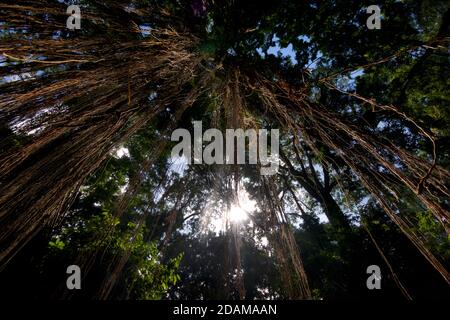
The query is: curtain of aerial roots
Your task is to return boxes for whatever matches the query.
[260,176,312,299]
[75,70,260,299]
[220,80,250,299]
[247,74,450,283]
[218,73,311,299]
[0,2,205,266]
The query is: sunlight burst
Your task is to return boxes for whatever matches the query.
[229,205,248,223]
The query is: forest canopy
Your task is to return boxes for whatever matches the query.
[0,0,449,300]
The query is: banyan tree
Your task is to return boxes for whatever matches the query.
[0,0,449,299]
